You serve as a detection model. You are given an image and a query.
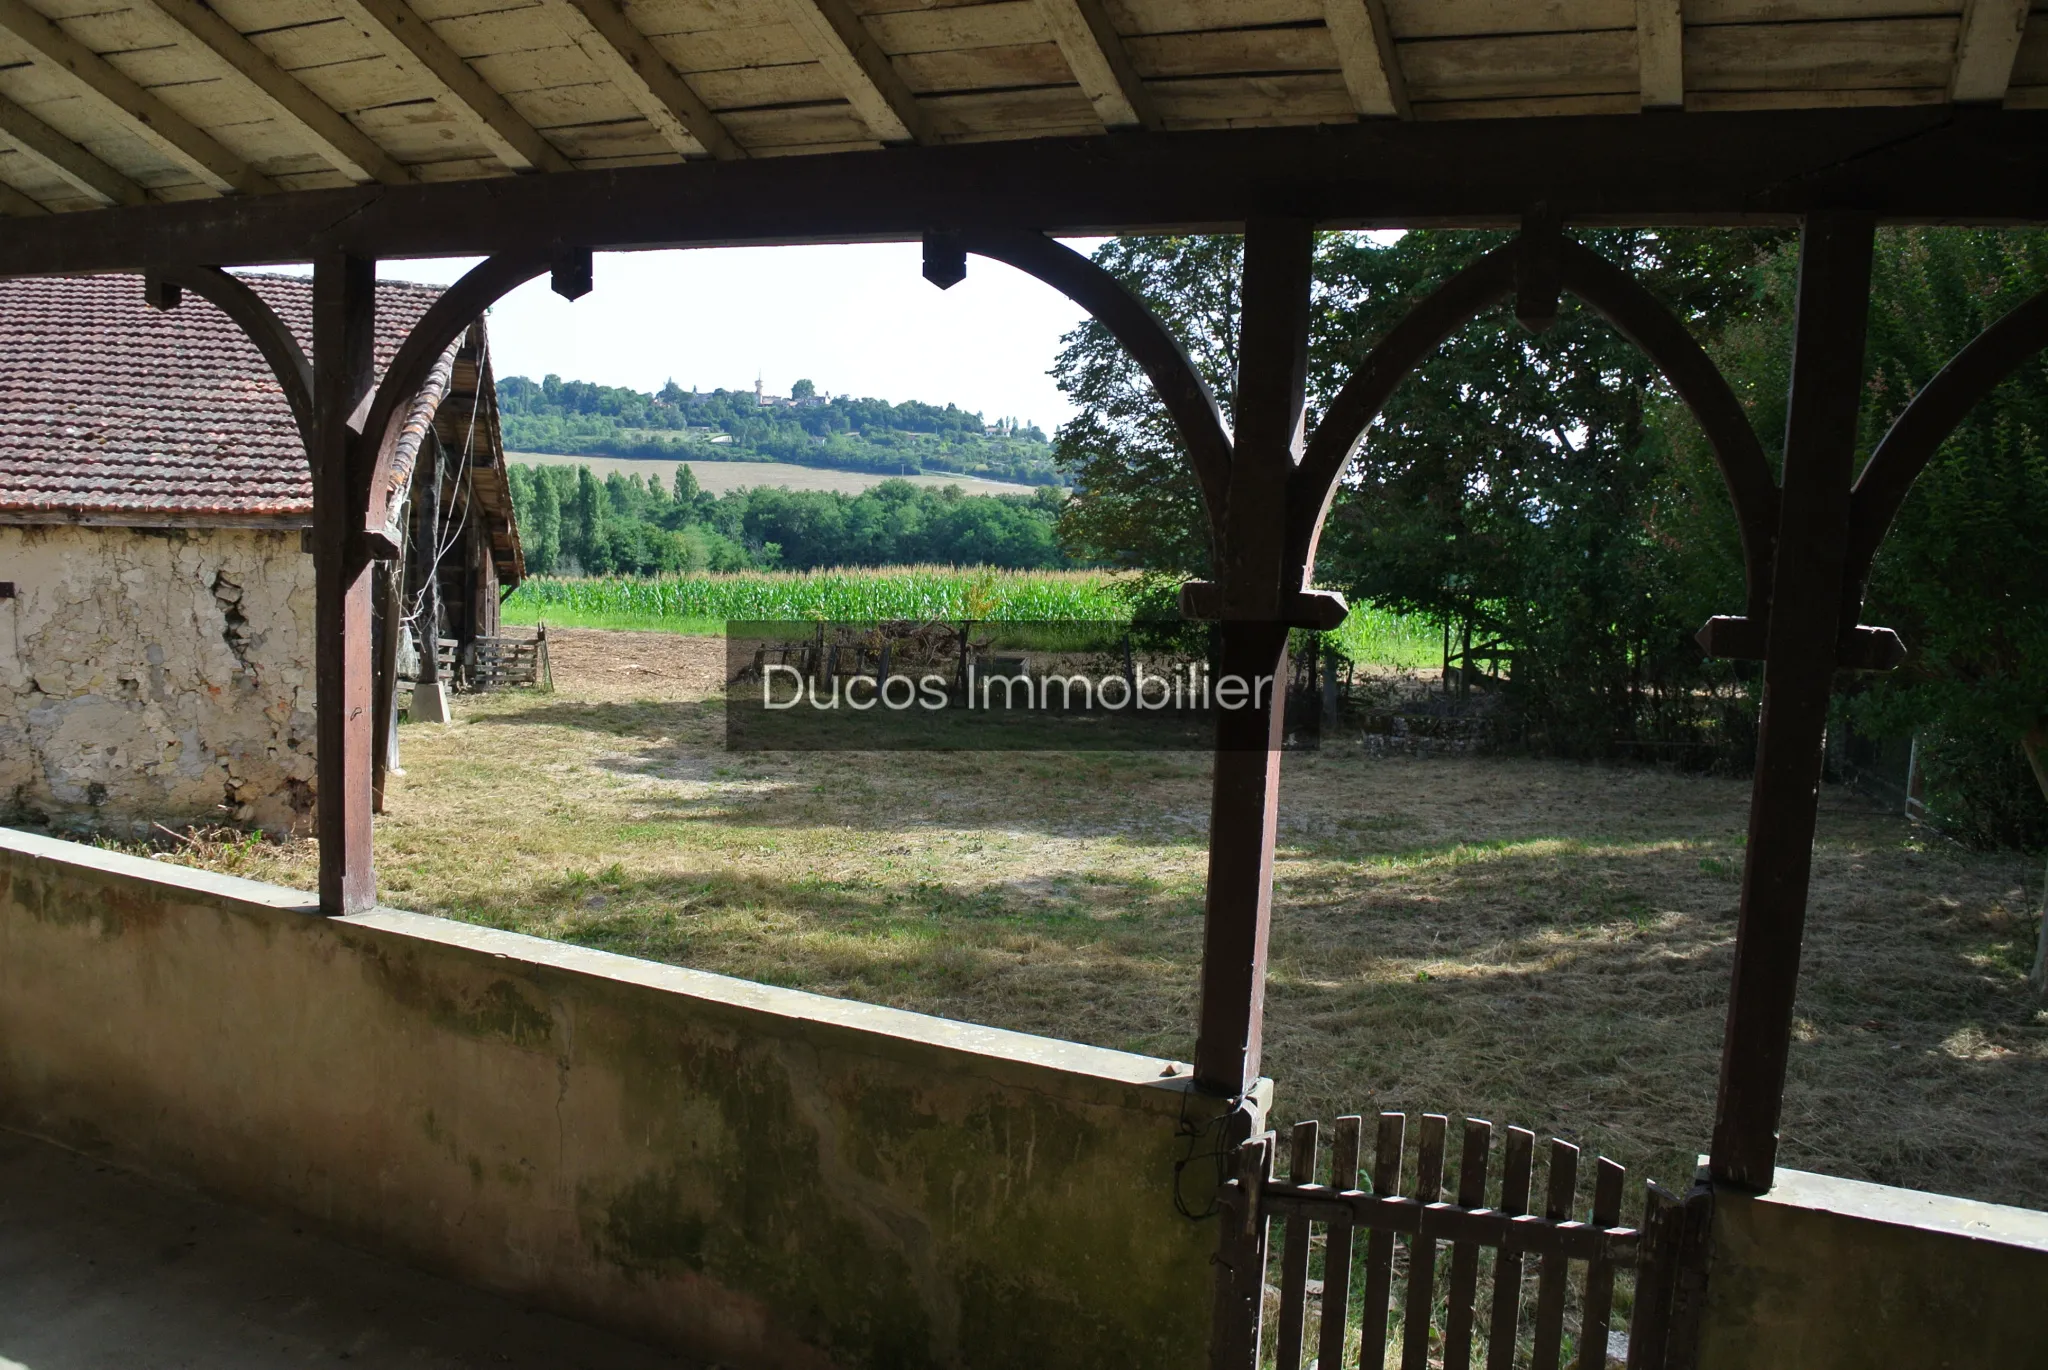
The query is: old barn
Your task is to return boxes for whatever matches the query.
[0,272,520,833]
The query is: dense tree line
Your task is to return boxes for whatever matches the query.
[507,462,1069,575]
[496,375,1057,485]
[1052,228,2048,847]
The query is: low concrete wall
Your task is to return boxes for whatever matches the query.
[0,829,1228,1368]
[1699,1167,2048,1370]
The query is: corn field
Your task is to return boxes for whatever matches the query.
[503,567,1441,669]
[504,567,1124,625]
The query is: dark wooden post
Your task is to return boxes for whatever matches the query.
[1193,219,1314,1099]
[1708,213,1875,1191]
[312,253,379,916]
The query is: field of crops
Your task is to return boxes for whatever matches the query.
[505,567,1120,626]
[502,568,1440,668]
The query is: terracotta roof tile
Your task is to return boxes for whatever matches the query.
[0,274,445,522]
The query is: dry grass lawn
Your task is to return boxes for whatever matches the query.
[156,629,2048,1214]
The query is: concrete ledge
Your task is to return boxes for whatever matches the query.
[0,827,1230,1369]
[1699,1167,2048,1370]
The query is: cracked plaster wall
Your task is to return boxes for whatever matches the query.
[0,525,316,834]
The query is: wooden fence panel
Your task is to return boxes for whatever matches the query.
[1358,1112,1407,1369]
[1443,1118,1494,1370]
[1223,1111,1696,1370]
[1531,1139,1581,1370]
[1317,1116,1362,1370]
[1487,1125,1537,1370]
[1400,1114,1449,1370]
[1274,1120,1318,1370]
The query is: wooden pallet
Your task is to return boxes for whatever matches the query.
[437,628,550,692]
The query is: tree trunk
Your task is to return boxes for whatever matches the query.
[2024,729,2048,993]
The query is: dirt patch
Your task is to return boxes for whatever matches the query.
[542,628,729,701]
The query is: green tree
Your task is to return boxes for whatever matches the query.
[1847,231,2048,898]
[1052,229,1781,736]
[1051,234,1242,587]
[527,465,561,573]
[791,377,816,400]
[572,465,606,572]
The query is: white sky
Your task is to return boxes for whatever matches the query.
[373,243,1100,432]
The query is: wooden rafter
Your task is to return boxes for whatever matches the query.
[1637,0,1684,110]
[1035,0,1159,131]
[1323,0,1409,119]
[0,0,275,195]
[329,0,575,174]
[139,0,412,185]
[536,0,743,161]
[782,0,930,144]
[0,89,147,206]
[1951,0,2030,104]
[0,169,48,215]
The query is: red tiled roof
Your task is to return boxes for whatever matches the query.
[0,274,445,523]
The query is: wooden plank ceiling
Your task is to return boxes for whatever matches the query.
[0,0,2039,216]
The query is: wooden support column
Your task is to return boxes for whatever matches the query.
[1193,219,1314,1099]
[313,253,379,916]
[1709,213,1875,1192]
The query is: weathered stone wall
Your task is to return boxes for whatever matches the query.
[0,829,1226,1368]
[0,524,315,833]
[1698,1167,2048,1369]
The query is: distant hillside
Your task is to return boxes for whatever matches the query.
[508,452,1040,498]
[497,375,1058,486]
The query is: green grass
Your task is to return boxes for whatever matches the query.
[1328,605,1442,671]
[506,568,1446,670]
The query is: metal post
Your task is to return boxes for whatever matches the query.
[1192,219,1313,1098]
[312,252,378,916]
[1708,213,1875,1192]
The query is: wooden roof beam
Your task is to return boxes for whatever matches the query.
[1036,0,1159,131]
[1951,0,2030,104]
[140,0,412,185]
[329,0,575,173]
[4,108,2047,275]
[0,0,274,195]
[0,169,48,215]
[536,0,744,161]
[1323,0,1409,119]
[0,89,148,206]
[1638,0,1684,110]
[782,0,930,144]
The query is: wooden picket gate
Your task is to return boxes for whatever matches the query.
[1213,1114,1712,1370]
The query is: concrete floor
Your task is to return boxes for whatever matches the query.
[0,1129,698,1370]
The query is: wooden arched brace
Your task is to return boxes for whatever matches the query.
[950,229,1234,536]
[1287,238,1782,620]
[1554,240,1780,621]
[358,250,552,552]
[1844,284,2048,622]
[1286,244,1518,579]
[146,265,315,452]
